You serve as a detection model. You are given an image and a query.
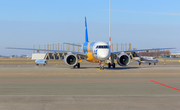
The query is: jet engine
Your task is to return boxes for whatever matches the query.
[64,53,78,66]
[117,53,131,66]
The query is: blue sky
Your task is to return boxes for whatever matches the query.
[0,0,180,55]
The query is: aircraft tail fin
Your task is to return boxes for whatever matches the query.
[131,52,139,57]
[85,17,89,42]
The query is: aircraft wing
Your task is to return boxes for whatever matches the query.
[111,48,175,55]
[63,42,81,47]
[6,47,87,57]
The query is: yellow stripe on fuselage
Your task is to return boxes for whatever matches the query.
[86,42,99,63]
[87,52,99,63]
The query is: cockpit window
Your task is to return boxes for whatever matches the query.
[96,45,109,49]
[104,46,108,48]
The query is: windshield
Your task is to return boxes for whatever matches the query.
[96,45,109,49]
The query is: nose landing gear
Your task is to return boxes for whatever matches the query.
[99,61,105,70]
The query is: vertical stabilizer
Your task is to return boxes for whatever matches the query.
[85,17,89,42]
[132,52,139,57]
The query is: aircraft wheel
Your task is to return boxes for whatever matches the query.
[100,66,104,70]
[139,63,141,65]
[149,63,151,65]
[102,66,104,70]
[108,63,111,68]
[154,63,156,65]
[99,66,102,70]
[77,63,80,68]
[112,63,115,68]
[36,64,39,66]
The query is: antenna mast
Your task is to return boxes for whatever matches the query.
[109,0,111,51]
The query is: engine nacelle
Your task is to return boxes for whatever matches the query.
[117,53,131,66]
[64,53,78,66]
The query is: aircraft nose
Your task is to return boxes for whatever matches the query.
[98,49,110,60]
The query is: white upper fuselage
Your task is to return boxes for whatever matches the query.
[82,41,111,61]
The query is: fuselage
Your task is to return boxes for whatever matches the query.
[134,56,159,63]
[82,41,111,62]
[141,57,159,63]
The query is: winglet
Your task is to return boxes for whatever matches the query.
[85,17,89,42]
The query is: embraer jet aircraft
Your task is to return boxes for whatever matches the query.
[131,52,159,65]
[7,17,174,70]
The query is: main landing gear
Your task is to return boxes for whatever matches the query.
[73,63,80,68]
[108,63,115,68]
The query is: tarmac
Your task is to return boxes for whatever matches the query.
[0,61,180,110]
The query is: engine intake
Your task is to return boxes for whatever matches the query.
[117,53,131,66]
[64,53,78,66]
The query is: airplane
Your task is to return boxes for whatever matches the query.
[7,17,174,70]
[131,52,159,65]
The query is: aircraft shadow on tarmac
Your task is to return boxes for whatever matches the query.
[73,66,140,70]
[105,67,140,70]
